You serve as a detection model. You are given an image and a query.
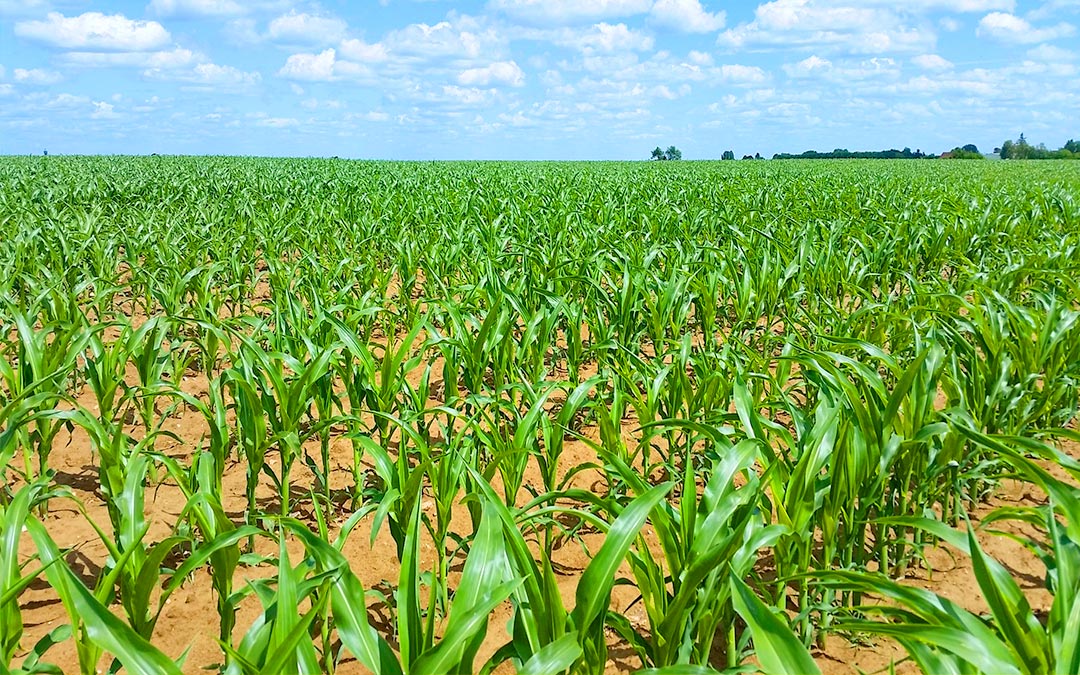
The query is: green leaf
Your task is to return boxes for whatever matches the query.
[730,575,820,675]
[26,518,183,675]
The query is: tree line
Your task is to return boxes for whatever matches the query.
[649,135,1078,161]
[998,134,1079,159]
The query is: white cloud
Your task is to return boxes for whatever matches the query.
[487,0,652,25]
[147,62,261,87]
[13,68,63,84]
[14,12,171,51]
[347,110,390,122]
[783,54,832,77]
[977,12,1075,42]
[278,49,337,80]
[91,101,118,119]
[897,74,996,96]
[688,50,713,65]
[385,18,504,60]
[255,117,299,127]
[911,53,953,69]
[718,0,934,54]
[754,1,881,32]
[719,63,768,82]
[650,0,726,33]
[783,54,899,80]
[301,98,345,109]
[1026,44,1075,61]
[440,85,498,105]
[0,84,13,96]
[147,0,245,17]
[458,60,526,86]
[277,48,372,81]
[339,38,388,62]
[61,48,200,69]
[550,22,655,53]
[877,0,1014,9]
[267,11,348,45]
[1028,0,1080,21]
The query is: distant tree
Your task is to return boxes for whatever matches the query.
[945,146,984,159]
[742,154,754,160]
[1065,139,1079,153]
[996,134,1071,159]
[650,146,682,160]
[754,152,762,159]
[961,143,979,154]
[721,150,735,160]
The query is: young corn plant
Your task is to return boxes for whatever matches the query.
[603,435,787,670]
[817,427,1080,675]
[25,516,184,675]
[1,480,73,675]
[0,310,93,485]
[228,334,339,517]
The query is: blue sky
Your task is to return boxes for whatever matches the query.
[1,0,1077,158]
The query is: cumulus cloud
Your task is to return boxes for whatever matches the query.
[15,12,171,51]
[384,18,504,59]
[650,0,726,33]
[718,63,768,82]
[440,85,499,105]
[339,39,388,62]
[1026,44,1076,61]
[862,0,1014,9]
[718,0,934,54]
[61,48,200,69]
[487,0,652,25]
[977,11,1076,43]
[146,62,261,87]
[147,0,245,17]
[347,111,390,122]
[267,11,348,45]
[549,22,655,53]
[688,50,713,65]
[277,48,371,81]
[783,54,899,80]
[911,53,953,69]
[91,101,118,119]
[255,116,299,127]
[13,68,63,84]
[783,54,832,77]
[458,60,526,86]
[278,49,337,80]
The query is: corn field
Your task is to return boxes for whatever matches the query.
[2,156,1079,675]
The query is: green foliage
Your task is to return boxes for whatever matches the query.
[946,146,985,159]
[0,157,1079,675]
[650,146,682,160]
[1000,134,1080,159]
